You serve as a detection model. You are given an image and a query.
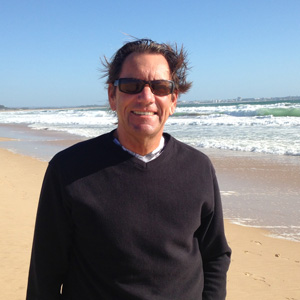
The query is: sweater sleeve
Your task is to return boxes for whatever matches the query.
[196,169,231,300]
[26,162,73,300]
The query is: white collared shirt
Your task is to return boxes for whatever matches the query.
[113,136,165,163]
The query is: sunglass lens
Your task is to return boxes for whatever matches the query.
[152,81,173,96]
[119,79,143,94]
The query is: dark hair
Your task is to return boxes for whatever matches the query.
[101,39,192,95]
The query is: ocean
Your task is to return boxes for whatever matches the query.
[1,99,300,156]
[0,99,299,241]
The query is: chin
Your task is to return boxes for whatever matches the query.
[131,125,162,137]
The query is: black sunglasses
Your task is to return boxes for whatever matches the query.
[114,78,175,96]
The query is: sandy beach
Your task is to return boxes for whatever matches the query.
[1,139,300,299]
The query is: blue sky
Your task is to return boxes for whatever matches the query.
[1,0,300,108]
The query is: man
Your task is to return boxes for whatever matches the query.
[27,39,231,299]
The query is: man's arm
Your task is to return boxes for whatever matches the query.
[26,163,72,300]
[197,172,231,300]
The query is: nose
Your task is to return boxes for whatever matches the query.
[138,84,155,102]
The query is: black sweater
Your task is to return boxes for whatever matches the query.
[27,131,231,300]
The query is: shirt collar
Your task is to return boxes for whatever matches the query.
[113,136,165,163]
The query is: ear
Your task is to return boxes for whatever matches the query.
[169,91,178,115]
[108,83,116,111]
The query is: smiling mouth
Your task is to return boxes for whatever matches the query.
[132,111,156,116]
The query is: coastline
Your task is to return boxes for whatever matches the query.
[0,124,300,299]
[0,123,84,161]
[206,148,300,242]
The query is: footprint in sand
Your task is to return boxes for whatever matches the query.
[244,250,262,256]
[244,272,271,286]
[274,253,292,261]
[251,240,262,245]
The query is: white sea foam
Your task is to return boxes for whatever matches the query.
[220,191,240,196]
[1,101,300,156]
[227,218,300,242]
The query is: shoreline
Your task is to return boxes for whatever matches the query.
[0,147,299,299]
[207,148,300,243]
[0,123,84,161]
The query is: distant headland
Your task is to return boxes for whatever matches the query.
[1,96,299,110]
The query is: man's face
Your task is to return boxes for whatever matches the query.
[108,53,177,146]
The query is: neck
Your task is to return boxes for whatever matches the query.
[114,129,163,156]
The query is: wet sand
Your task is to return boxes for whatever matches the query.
[1,135,300,299]
[208,149,300,242]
